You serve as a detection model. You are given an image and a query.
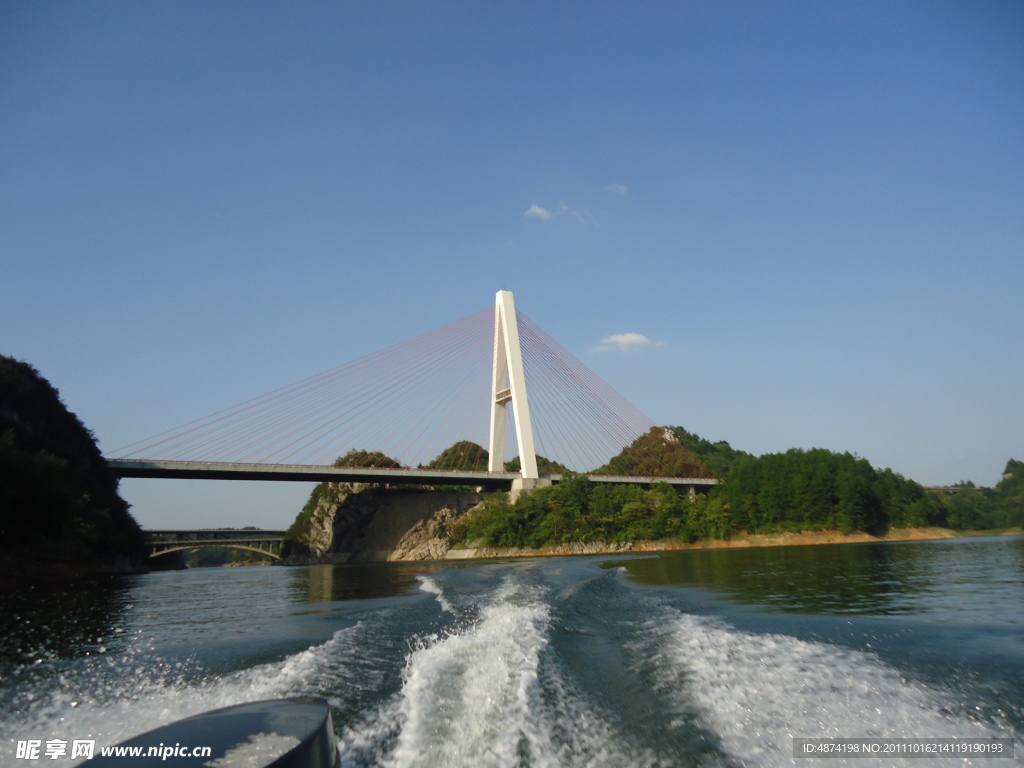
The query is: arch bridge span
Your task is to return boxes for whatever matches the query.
[147,530,286,561]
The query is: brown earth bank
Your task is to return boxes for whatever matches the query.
[443,527,978,561]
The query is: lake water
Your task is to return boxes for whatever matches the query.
[2,536,1023,767]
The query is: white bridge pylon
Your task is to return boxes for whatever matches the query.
[488,290,542,487]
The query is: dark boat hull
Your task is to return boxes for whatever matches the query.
[87,698,338,767]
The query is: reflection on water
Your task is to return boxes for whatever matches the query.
[0,560,490,670]
[612,535,1024,623]
[299,561,457,603]
[0,579,134,669]
[3,541,1023,766]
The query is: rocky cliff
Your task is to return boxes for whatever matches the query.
[281,483,484,564]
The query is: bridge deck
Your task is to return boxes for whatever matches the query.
[146,531,284,560]
[109,459,718,489]
[146,529,287,537]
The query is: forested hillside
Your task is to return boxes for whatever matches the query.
[452,438,1023,548]
[284,429,1022,554]
[667,426,753,477]
[719,448,924,535]
[930,459,1024,530]
[0,355,145,577]
[594,427,717,479]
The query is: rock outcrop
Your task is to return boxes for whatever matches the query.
[281,483,484,564]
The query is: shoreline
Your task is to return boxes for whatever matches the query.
[224,526,1024,569]
[0,553,149,588]
[442,526,1023,561]
[8,527,1015,580]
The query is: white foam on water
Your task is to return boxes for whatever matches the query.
[2,621,373,765]
[417,576,456,615]
[340,579,646,768]
[643,608,1022,767]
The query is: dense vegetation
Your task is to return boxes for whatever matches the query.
[283,480,332,551]
[453,440,1024,548]
[287,429,1023,553]
[335,449,401,468]
[594,427,718,479]
[427,442,569,474]
[457,476,718,547]
[667,426,754,478]
[456,428,724,546]
[0,355,144,574]
[505,454,570,474]
[425,440,489,471]
[929,459,1024,530]
[719,449,920,535]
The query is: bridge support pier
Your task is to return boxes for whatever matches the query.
[510,477,552,503]
[489,290,539,480]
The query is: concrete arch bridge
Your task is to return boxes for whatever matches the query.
[147,530,286,561]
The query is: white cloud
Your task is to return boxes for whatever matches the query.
[592,332,663,353]
[524,201,591,223]
[524,204,554,220]
[605,183,628,195]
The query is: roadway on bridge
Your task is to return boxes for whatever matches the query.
[109,459,718,490]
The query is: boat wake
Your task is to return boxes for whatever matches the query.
[338,577,649,768]
[636,607,1020,767]
[3,564,1021,767]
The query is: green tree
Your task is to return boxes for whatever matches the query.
[667,426,753,478]
[941,484,993,530]
[721,449,898,536]
[992,459,1024,528]
[595,427,717,479]
[504,455,569,474]
[426,441,489,471]
[334,449,401,468]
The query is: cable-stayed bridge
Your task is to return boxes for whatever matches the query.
[109,291,717,496]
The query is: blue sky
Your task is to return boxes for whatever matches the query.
[2,1,1021,529]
